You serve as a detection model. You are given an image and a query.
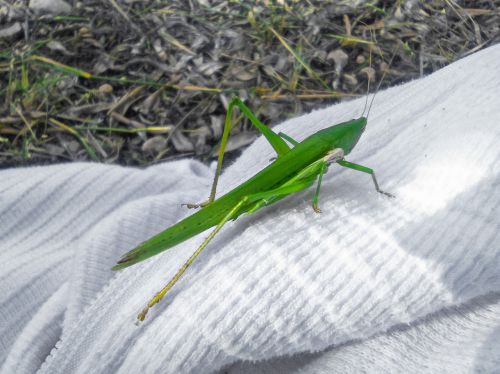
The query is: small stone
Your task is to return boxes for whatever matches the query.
[0,22,22,40]
[141,136,167,154]
[66,140,80,153]
[327,49,349,73]
[153,39,167,61]
[98,84,113,94]
[78,27,92,39]
[380,62,390,74]
[343,73,358,87]
[356,55,366,64]
[313,50,327,61]
[29,0,71,15]
[45,144,65,157]
[360,66,376,82]
[46,40,73,55]
[394,5,404,20]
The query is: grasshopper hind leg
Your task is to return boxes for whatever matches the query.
[137,179,315,322]
[138,196,250,322]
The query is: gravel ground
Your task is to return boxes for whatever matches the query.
[1,0,499,168]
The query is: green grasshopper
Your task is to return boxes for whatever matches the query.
[114,95,393,321]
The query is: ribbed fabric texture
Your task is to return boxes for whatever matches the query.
[1,44,499,374]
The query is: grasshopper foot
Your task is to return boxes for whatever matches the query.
[136,306,149,323]
[312,203,322,214]
[181,200,210,209]
[377,189,395,198]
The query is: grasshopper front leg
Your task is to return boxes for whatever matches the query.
[337,159,394,198]
[312,148,345,213]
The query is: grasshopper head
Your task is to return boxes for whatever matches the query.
[319,116,367,155]
[342,116,367,154]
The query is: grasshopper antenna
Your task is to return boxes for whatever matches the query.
[366,47,399,119]
[360,39,373,118]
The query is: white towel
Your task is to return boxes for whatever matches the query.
[1,44,499,374]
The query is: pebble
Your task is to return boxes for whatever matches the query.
[98,84,113,94]
[356,55,366,64]
[29,0,71,15]
[327,48,349,72]
[0,22,22,39]
[141,136,167,154]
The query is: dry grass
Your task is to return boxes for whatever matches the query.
[1,0,499,167]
